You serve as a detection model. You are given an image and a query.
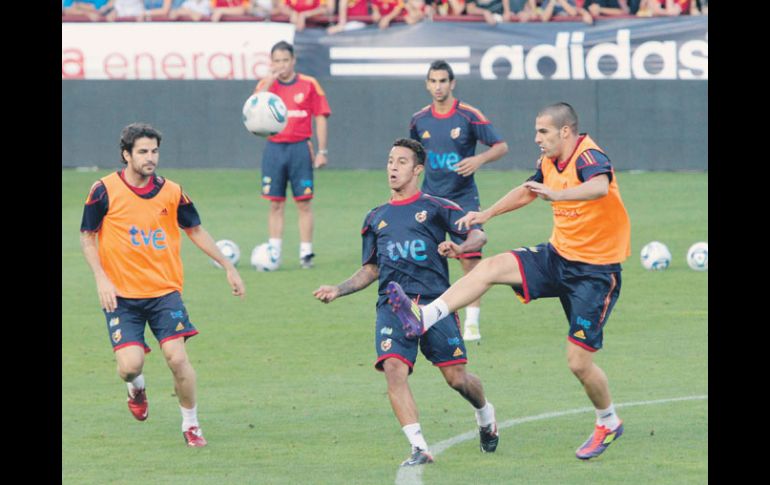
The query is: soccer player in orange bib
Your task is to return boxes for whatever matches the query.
[80,123,245,447]
[386,102,631,460]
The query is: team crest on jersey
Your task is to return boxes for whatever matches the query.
[109,317,119,327]
[453,347,464,357]
[381,338,392,351]
[450,127,461,139]
[294,92,304,104]
[377,220,388,230]
[176,322,184,332]
[112,329,122,343]
[415,210,427,223]
[421,130,431,139]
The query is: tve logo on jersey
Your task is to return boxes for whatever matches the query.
[386,239,427,262]
[428,151,461,172]
[129,226,167,250]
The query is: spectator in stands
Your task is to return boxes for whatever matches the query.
[465,0,512,26]
[211,0,250,21]
[67,0,110,21]
[426,0,466,17]
[637,0,694,16]
[99,0,146,21]
[371,0,405,29]
[327,0,370,34]
[583,0,629,20]
[277,0,334,32]
[510,0,538,21]
[539,0,592,23]
[404,0,429,24]
[250,0,280,17]
[144,0,174,18]
[169,0,212,20]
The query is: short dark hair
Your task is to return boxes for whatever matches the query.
[120,123,162,164]
[427,60,454,82]
[537,102,579,133]
[271,41,294,57]
[392,138,426,166]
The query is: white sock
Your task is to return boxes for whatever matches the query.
[300,242,313,258]
[596,403,620,429]
[475,402,495,427]
[126,374,145,396]
[181,405,199,431]
[465,307,480,326]
[268,238,282,255]
[422,299,450,331]
[402,423,429,451]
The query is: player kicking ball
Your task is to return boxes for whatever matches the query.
[387,102,630,460]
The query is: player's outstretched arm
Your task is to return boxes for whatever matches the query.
[313,264,379,303]
[80,231,119,312]
[524,173,609,202]
[456,184,538,230]
[184,226,246,299]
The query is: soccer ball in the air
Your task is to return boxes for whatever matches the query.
[242,92,288,137]
[640,241,671,271]
[686,242,708,271]
[211,239,240,268]
[251,243,281,271]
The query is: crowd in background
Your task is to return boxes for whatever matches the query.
[62,0,708,31]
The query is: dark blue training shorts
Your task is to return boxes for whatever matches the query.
[374,297,468,374]
[261,140,315,201]
[509,243,622,352]
[103,291,198,353]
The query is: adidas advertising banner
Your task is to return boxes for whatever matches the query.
[294,17,707,81]
[62,22,294,80]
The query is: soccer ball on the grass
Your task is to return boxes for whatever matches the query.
[251,243,281,271]
[686,242,708,271]
[640,241,671,271]
[212,239,240,268]
[242,92,288,137]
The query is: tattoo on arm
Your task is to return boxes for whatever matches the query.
[337,265,378,297]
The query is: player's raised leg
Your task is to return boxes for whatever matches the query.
[568,342,623,459]
[439,364,499,452]
[161,338,206,447]
[382,358,434,466]
[388,252,523,338]
[115,346,149,421]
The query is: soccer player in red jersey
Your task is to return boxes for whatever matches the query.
[254,41,331,270]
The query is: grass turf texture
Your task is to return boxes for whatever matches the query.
[62,169,707,484]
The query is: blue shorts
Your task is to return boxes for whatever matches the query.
[103,291,198,353]
[261,140,314,201]
[509,243,622,352]
[374,296,467,374]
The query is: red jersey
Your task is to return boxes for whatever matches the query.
[371,0,404,16]
[282,0,325,12]
[255,73,331,143]
[342,0,369,15]
[212,0,249,6]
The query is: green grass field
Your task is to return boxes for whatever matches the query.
[62,168,707,484]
